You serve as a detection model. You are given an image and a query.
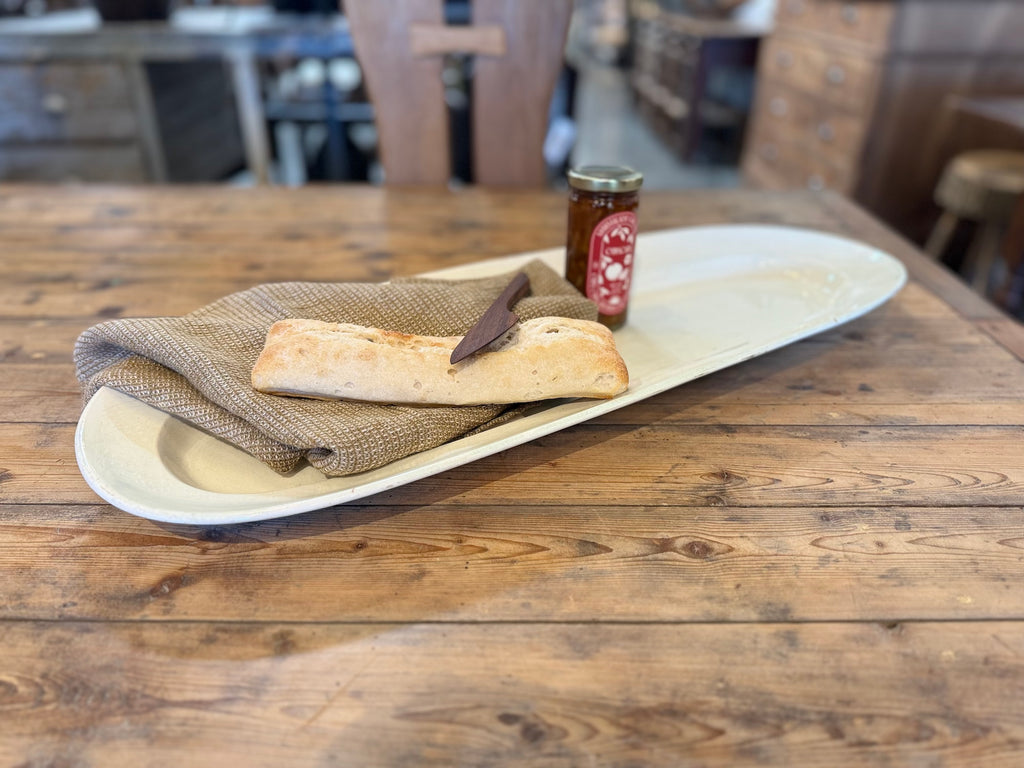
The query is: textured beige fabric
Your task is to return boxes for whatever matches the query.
[74,260,596,476]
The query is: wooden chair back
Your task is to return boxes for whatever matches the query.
[345,0,572,186]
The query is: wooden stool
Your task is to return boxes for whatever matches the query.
[924,149,1024,294]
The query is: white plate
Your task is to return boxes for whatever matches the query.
[75,225,906,524]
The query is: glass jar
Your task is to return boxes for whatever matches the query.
[565,165,643,330]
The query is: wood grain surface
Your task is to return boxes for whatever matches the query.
[2,184,1023,767]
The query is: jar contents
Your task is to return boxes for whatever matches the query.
[565,165,643,330]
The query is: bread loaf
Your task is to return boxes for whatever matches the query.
[251,316,628,405]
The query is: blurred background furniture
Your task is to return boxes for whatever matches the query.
[742,0,1024,243]
[925,150,1024,297]
[0,5,365,184]
[0,1,582,186]
[936,96,1024,314]
[345,0,573,186]
[0,8,256,182]
[630,2,763,165]
[0,53,174,182]
[92,0,173,21]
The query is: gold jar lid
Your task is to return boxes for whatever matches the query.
[567,165,644,193]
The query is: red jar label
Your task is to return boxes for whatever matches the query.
[586,211,637,316]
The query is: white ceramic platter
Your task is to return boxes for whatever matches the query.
[75,225,907,524]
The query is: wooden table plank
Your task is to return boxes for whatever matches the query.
[0,188,843,279]
[0,185,1015,345]
[7,353,1024,428]
[0,184,836,227]
[3,620,1024,767]
[7,419,1024,507]
[7,288,1024,426]
[2,503,1022,623]
[7,364,1024,428]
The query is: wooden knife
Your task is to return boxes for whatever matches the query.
[449,271,531,364]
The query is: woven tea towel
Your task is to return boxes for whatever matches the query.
[74,260,596,477]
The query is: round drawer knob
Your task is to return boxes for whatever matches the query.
[817,122,835,142]
[826,64,846,85]
[807,174,825,191]
[42,92,68,115]
[665,96,686,120]
[769,97,788,116]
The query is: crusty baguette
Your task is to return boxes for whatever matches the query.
[251,316,628,405]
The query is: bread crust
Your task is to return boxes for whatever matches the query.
[251,317,629,405]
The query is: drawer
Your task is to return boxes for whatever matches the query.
[745,114,858,194]
[0,63,137,143]
[742,149,796,192]
[0,66,38,142]
[776,0,895,48]
[754,79,868,162]
[0,144,146,182]
[759,32,882,113]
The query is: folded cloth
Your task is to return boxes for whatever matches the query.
[74,259,596,477]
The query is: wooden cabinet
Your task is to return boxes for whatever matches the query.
[0,57,244,183]
[0,61,147,181]
[631,5,763,164]
[742,0,1024,239]
[0,62,138,142]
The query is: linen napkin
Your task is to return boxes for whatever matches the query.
[74,260,596,477]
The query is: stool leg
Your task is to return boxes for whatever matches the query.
[995,195,1024,314]
[968,224,1004,295]
[925,210,959,261]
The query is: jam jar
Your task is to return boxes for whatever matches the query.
[565,165,643,329]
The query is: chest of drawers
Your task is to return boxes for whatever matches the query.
[0,61,148,182]
[742,0,1024,239]
[631,7,763,164]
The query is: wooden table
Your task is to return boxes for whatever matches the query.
[3,184,1024,766]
